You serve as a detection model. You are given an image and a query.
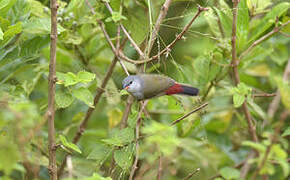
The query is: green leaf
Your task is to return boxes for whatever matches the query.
[77,71,96,83]
[59,135,82,154]
[114,144,134,170]
[242,140,266,153]
[64,72,78,87]
[23,18,65,35]
[107,108,122,128]
[213,7,232,37]
[83,173,112,180]
[0,22,22,46]
[0,0,17,16]
[102,127,135,147]
[87,144,112,166]
[72,87,94,107]
[237,0,249,52]
[219,167,240,179]
[66,0,83,12]
[275,158,289,177]
[0,27,3,40]
[248,99,268,121]
[282,127,290,137]
[275,77,290,109]
[110,11,127,23]
[233,94,245,108]
[27,0,49,18]
[55,89,74,109]
[249,2,290,43]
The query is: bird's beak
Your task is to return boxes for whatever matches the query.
[124,86,129,90]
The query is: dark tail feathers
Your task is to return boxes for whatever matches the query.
[179,85,199,96]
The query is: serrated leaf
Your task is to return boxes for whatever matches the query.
[102,128,135,147]
[0,0,17,16]
[59,135,81,154]
[233,94,245,108]
[55,89,74,109]
[64,72,78,86]
[23,18,65,35]
[87,144,112,166]
[242,140,266,153]
[114,144,134,170]
[282,127,290,137]
[72,87,94,107]
[219,167,240,179]
[248,99,268,121]
[77,71,96,83]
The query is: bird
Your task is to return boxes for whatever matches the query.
[122,74,199,100]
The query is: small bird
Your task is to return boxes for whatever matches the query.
[122,74,199,100]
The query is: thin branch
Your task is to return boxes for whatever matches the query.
[103,1,145,59]
[183,168,200,180]
[252,93,276,98]
[120,95,134,129]
[239,21,290,61]
[142,5,208,64]
[171,102,208,126]
[231,0,258,143]
[129,101,148,180]
[267,59,290,118]
[251,110,290,180]
[148,0,173,54]
[240,151,256,178]
[157,156,163,180]
[47,0,58,179]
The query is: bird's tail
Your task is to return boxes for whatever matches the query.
[179,85,199,96]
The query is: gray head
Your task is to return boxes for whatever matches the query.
[122,75,144,99]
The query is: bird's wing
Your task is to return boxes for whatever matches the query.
[140,74,175,99]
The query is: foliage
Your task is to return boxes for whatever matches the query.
[0,0,289,180]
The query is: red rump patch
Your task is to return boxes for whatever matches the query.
[165,83,183,95]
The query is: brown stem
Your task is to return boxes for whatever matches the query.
[231,0,258,143]
[129,101,148,180]
[251,111,289,180]
[148,0,173,54]
[171,102,208,125]
[120,95,134,129]
[252,93,276,98]
[157,156,163,180]
[47,0,58,179]
[183,168,200,180]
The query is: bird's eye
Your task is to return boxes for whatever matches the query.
[129,81,133,84]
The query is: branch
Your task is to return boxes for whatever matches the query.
[47,0,58,179]
[183,168,200,180]
[157,156,163,180]
[141,5,208,64]
[129,101,148,180]
[231,0,258,143]
[251,110,289,180]
[120,95,134,129]
[171,102,208,126]
[252,93,276,98]
[267,59,290,118]
[103,1,145,59]
[148,0,173,54]
[239,20,290,61]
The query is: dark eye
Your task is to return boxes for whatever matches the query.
[129,81,133,84]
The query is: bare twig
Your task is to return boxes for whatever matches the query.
[240,151,256,178]
[171,102,208,125]
[148,0,173,54]
[120,95,134,129]
[129,101,148,180]
[157,156,163,180]
[142,5,209,64]
[231,0,258,143]
[239,21,290,61]
[252,93,276,98]
[103,1,145,59]
[251,111,290,180]
[47,0,58,179]
[183,168,200,180]
[267,59,290,118]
